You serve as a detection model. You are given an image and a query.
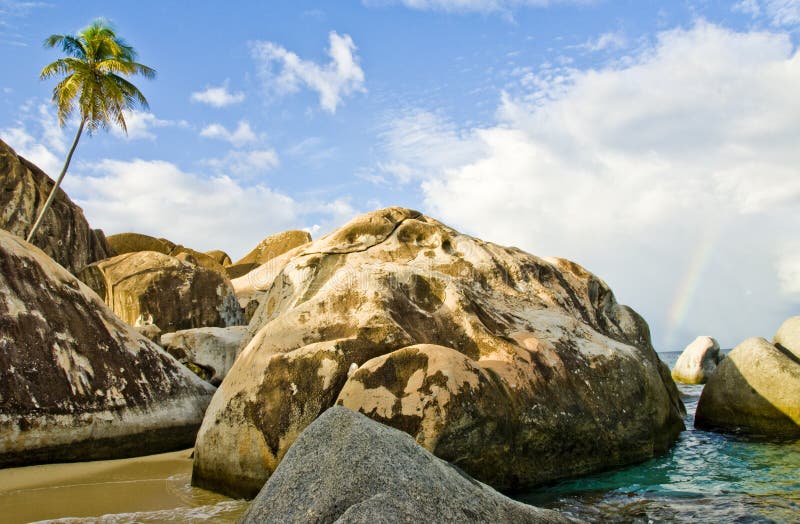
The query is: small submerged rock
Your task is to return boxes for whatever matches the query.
[0,229,216,467]
[695,318,800,438]
[240,406,568,524]
[671,336,723,384]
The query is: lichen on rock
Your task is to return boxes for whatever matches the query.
[0,139,112,275]
[78,250,244,333]
[0,229,215,467]
[192,207,684,498]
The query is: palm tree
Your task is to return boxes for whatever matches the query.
[27,18,155,242]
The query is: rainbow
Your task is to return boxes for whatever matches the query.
[663,224,720,350]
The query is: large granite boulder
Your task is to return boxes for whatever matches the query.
[695,326,800,438]
[106,232,174,256]
[240,406,567,524]
[78,251,244,333]
[226,230,311,279]
[0,138,112,274]
[0,229,216,467]
[671,336,723,384]
[205,249,232,267]
[161,326,248,385]
[192,207,684,498]
[106,232,227,277]
[773,316,800,359]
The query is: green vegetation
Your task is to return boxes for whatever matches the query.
[27,18,155,242]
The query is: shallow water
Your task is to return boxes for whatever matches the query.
[0,449,247,523]
[1,351,797,523]
[516,351,800,523]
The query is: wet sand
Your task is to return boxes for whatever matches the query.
[0,449,248,523]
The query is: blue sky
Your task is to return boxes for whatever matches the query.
[1,0,799,350]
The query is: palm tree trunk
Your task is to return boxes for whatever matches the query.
[26,117,86,243]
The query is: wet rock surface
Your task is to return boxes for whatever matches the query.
[0,138,112,275]
[0,229,216,467]
[193,207,684,498]
[240,406,568,524]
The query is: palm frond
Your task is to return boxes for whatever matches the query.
[108,74,150,111]
[43,34,87,60]
[40,58,72,80]
[41,18,154,135]
[95,59,156,80]
[131,61,156,79]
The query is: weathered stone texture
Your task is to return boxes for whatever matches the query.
[240,406,568,524]
[78,251,244,333]
[0,229,215,467]
[193,207,684,498]
[0,138,112,274]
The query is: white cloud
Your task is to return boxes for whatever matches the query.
[363,0,592,17]
[777,251,800,297]
[1,103,66,175]
[0,1,49,46]
[200,120,258,146]
[1,125,62,175]
[251,31,366,113]
[190,80,246,107]
[734,0,762,17]
[379,22,800,349]
[110,110,178,141]
[777,251,800,300]
[62,159,303,258]
[734,0,800,26]
[579,30,628,52]
[286,137,339,167]
[203,148,280,178]
[377,110,485,182]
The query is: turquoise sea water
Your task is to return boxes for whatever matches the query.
[517,351,800,523]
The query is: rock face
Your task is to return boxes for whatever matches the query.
[106,232,227,277]
[135,324,162,343]
[0,229,216,467]
[205,249,232,267]
[0,138,112,274]
[78,251,244,333]
[240,406,566,524]
[695,327,800,438]
[106,232,173,256]
[671,336,723,384]
[161,326,248,385]
[774,316,800,359]
[226,230,311,279]
[192,207,684,498]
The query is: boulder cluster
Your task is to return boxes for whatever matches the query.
[1,142,695,519]
[193,207,684,498]
[694,318,800,438]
